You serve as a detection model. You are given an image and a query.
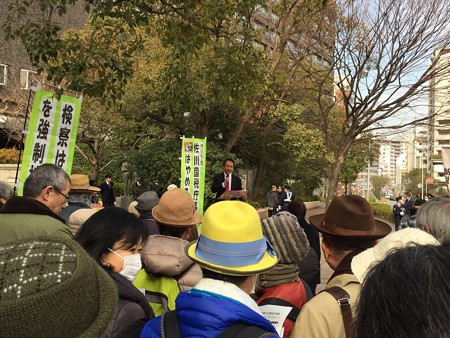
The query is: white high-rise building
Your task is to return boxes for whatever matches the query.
[378,140,407,191]
[428,48,450,184]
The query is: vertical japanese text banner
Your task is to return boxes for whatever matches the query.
[180,137,207,215]
[18,90,82,195]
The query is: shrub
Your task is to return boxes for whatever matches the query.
[0,148,20,164]
[369,202,393,223]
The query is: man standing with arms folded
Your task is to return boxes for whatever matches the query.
[266,185,279,217]
[100,173,115,207]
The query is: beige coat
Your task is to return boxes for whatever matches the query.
[291,273,360,338]
[140,235,202,291]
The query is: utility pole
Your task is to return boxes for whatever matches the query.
[367,138,370,201]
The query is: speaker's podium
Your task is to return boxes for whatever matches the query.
[218,190,247,201]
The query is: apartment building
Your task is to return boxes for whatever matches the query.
[428,48,450,184]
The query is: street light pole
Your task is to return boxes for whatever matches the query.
[367,138,370,201]
[421,165,424,199]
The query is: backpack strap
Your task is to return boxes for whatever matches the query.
[301,278,313,301]
[219,323,274,338]
[161,310,181,338]
[323,286,355,338]
[145,290,170,313]
[258,297,300,322]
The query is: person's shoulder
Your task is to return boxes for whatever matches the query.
[116,298,145,319]
[139,316,162,338]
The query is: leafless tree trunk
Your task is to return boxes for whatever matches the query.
[319,0,450,205]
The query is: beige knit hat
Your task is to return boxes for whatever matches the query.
[68,208,97,235]
[351,228,440,283]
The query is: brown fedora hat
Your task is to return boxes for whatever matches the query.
[309,195,391,239]
[70,174,101,192]
[152,188,202,227]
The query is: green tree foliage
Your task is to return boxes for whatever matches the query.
[369,202,393,222]
[402,169,440,197]
[370,175,389,199]
[126,138,234,206]
[71,96,137,181]
[4,0,270,103]
[0,148,20,164]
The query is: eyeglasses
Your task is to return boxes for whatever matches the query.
[52,186,69,201]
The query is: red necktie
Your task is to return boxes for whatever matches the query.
[225,175,230,192]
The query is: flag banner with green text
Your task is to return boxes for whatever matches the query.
[180,137,207,215]
[18,90,82,194]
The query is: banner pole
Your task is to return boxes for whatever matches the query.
[13,88,33,195]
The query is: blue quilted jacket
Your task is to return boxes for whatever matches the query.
[139,289,279,338]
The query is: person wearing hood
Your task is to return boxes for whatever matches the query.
[133,188,203,316]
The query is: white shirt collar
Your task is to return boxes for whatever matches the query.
[194,278,261,314]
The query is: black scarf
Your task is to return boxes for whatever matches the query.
[0,196,65,223]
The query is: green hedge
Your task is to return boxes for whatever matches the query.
[369,202,393,223]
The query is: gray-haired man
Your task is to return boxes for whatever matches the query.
[0,164,73,245]
[0,181,13,207]
[416,197,450,243]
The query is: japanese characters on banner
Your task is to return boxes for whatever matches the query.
[180,137,207,215]
[18,90,81,195]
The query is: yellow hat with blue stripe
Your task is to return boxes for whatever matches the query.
[185,201,278,276]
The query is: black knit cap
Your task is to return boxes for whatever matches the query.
[0,235,118,337]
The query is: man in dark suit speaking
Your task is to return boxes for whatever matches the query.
[211,158,246,202]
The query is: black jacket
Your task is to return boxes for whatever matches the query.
[211,172,242,201]
[298,218,321,261]
[100,181,115,207]
[103,271,154,338]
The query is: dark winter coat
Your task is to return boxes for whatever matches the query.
[103,271,154,338]
[211,172,243,202]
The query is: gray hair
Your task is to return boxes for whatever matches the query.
[0,181,13,200]
[416,197,450,243]
[23,164,71,198]
[68,191,91,208]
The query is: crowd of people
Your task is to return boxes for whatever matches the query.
[392,191,436,230]
[0,162,449,338]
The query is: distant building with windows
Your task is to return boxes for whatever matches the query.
[428,48,450,184]
[0,1,87,148]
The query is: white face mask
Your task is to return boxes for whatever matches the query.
[108,248,142,282]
